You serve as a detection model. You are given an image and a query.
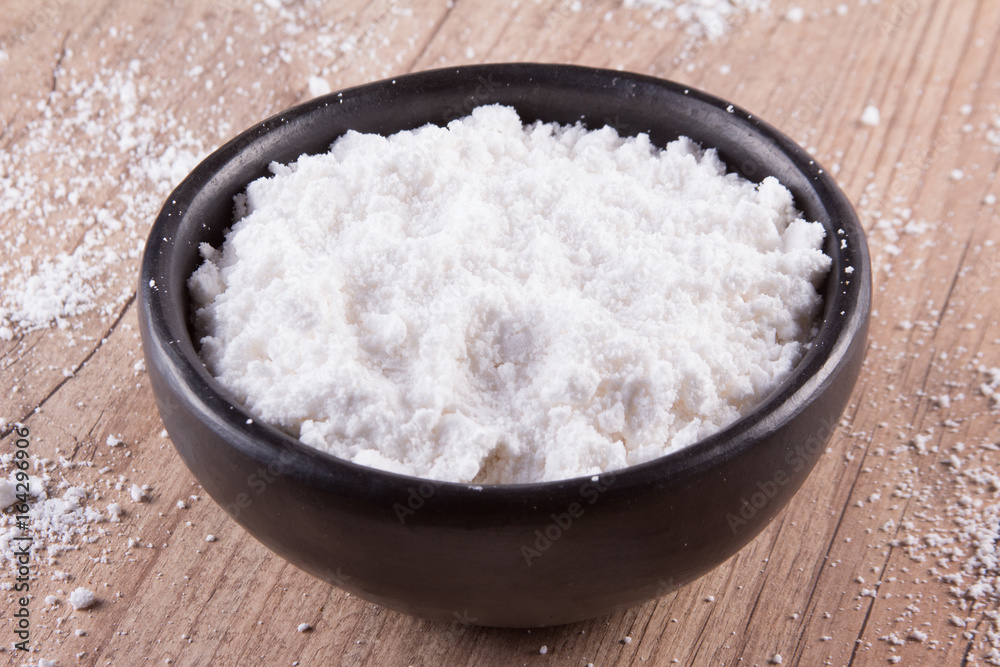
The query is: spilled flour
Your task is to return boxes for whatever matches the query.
[622,0,770,40]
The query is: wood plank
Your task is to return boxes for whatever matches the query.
[2,0,999,665]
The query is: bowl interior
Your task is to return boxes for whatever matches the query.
[143,62,869,493]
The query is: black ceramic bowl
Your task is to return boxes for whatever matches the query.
[139,63,870,627]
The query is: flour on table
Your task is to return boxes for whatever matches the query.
[189,105,831,484]
[69,587,96,610]
[860,105,881,127]
[0,63,207,338]
[0,469,102,569]
[622,0,769,40]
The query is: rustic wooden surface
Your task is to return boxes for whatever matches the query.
[2,0,999,665]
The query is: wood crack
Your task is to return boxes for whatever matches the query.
[845,493,914,667]
[50,30,70,94]
[793,405,875,657]
[931,232,975,334]
[9,292,137,430]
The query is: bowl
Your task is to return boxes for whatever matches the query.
[138,63,870,627]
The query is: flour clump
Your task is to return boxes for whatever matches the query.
[188,105,831,484]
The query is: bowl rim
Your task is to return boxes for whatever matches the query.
[139,62,871,504]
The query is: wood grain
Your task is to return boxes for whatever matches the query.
[2,0,999,665]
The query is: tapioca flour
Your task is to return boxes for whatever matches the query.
[188,104,832,484]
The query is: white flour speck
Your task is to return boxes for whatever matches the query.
[69,587,96,610]
[130,484,147,503]
[861,105,881,127]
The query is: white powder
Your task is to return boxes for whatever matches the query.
[623,0,769,40]
[987,116,1000,151]
[189,105,831,484]
[69,587,96,610]
[0,471,106,570]
[861,105,881,127]
[0,474,25,510]
[0,62,207,338]
[307,75,332,97]
[784,7,804,23]
[129,484,147,503]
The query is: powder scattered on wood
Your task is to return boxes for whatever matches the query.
[622,0,769,40]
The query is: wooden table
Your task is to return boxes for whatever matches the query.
[2,0,998,664]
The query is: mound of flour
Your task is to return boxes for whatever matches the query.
[188,105,831,484]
